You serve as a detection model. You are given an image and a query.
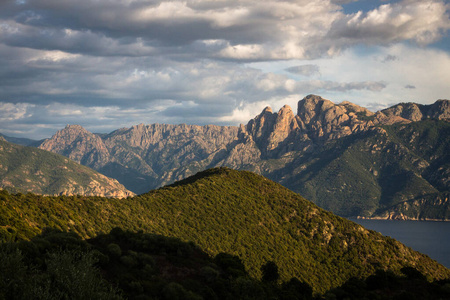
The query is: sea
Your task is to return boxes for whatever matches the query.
[348,218,450,269]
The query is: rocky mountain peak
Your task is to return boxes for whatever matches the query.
[381,102,424,122]
[245,104,301,154]
[59,124,92,139]
[297,94,335,123]
[381,99,450,122]
[39,124,110,168]
[428,99,450,120]
[338,101,374,116]
[262,106,273,114]
[278,104,293,115]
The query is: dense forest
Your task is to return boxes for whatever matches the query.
[1,228,449,299]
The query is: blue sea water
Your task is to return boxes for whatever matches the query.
[348,219,450,269]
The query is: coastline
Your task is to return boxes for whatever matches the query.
[356,216,450,222]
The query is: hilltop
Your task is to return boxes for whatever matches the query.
[1,168,448,293]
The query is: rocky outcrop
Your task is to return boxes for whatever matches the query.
[295,95,374,140]
[381,100,450,122]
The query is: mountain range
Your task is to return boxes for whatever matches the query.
[23,95,448,220]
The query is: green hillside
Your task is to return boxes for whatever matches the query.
[2,229,449,300]
[0,168,448,293]
[0,140,133,198]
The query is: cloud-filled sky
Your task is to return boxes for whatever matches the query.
[0,0,449,139]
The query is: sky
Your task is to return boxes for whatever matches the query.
[0,0,449,139]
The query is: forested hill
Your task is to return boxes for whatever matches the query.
[1,168,448,293]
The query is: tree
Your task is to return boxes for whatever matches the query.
[261,261,279,283]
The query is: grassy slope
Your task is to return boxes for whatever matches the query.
[0,168,449,292]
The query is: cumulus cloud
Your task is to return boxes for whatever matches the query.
[329,0,450,46]
[2,0,447,61]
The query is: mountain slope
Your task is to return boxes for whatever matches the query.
[272,120,450,218]
[36,95,450,219]
[0,140,134,198]
[1,168,448,293]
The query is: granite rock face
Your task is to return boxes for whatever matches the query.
[36,95,450,219]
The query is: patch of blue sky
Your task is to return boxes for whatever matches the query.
[341,0,403,14]
[430,35,450,52]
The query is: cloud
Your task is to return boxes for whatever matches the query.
[329,0,450,46]
[0,102,32,121]
[3,0,447,61]
[285,65,321,77]
[382,54,398,62]
[405,84,416,89]
[0,0,449,138]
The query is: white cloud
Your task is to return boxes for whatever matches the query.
[330,0,450,46]
[0,102,33,121]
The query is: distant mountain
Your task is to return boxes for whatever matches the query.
[1,168,448,293]
[36,95,450,219]
[0,140,134,198]
[0,132,41,146]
